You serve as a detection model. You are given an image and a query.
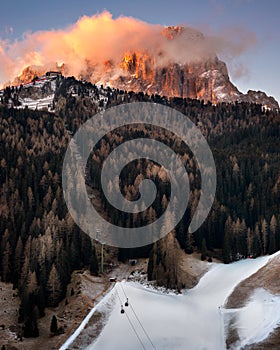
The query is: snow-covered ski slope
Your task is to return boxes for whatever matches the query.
[62,252,280,350]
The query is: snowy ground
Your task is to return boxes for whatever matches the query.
[224,288,280,349]
[60,252,280,350]
[18,94,54,110]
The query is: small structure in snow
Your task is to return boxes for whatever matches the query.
[46,71,62,78]
[129,259,137,266]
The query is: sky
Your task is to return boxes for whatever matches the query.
[0,0,279,102]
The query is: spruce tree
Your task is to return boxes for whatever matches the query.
[89,247,99,276]
[201,238,207,261]
[50,315,58,333]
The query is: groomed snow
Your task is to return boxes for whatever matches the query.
[225,288,280,349]
[61,252,280,350]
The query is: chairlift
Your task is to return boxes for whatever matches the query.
[121,305,125,314]
[125,298,129,307]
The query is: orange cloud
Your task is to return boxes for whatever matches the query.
[0,11,256,86]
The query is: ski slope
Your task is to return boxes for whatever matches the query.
[61,252,280,350]
[226,288,280,348]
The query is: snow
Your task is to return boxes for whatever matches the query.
[200,70,220,79]
[225,288,280,349]
[74,252,280,350]
[59,306,98,350]
[51,80,57,91]
[32,80,46,89]
[214,86,228,100]
[59,285,115,350]
[18,94,54,110]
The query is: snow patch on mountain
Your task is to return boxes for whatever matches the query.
[18,95,54,111]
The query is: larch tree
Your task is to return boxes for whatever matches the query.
[26,270,39,295]
[47,264,61,307]
[2,241,11,282]
[269,215,277,254]
[261,219,268,255]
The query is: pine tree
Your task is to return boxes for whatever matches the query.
[252,223,262,257]
[89,247,99,275]
[50,315,58,333]
[201,238,207,261]
[223,217,233,263]
[23,310,39,338]
[14,236,23,285]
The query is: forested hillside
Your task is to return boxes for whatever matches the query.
[0,76,279,334]
[0,106,98,337]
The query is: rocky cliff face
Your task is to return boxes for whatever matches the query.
[114,54,239,104]
[108,51,278,109]
[10,26,279,109]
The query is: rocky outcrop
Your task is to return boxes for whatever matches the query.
[108,52,278,109]
[113,54,240,104]
[10,26,279,109]
[245,90,279,109]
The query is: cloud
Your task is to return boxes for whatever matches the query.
[0,11,257,86]
[229,61,251,80]
[4,26,14,36]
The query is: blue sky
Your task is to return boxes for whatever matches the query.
[0,0,279,102]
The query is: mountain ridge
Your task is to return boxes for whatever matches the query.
[6,25,279,109]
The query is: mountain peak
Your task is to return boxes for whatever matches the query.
[162,25,204,41]
[6,25,279,109]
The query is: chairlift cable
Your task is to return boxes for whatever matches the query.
[116,285,147,350]
[120,282,157,350]
[124,309,147,350]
